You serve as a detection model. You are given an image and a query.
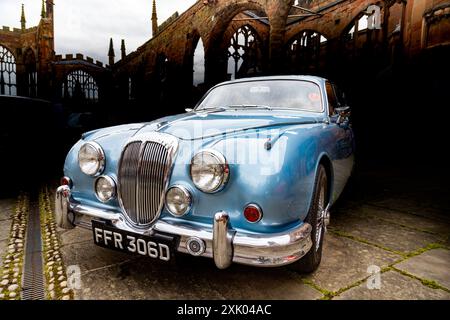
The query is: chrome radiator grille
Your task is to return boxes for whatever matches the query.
[118,134,178,226]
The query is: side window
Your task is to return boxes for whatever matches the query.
[326,81,338,116]
[333,84,346,108]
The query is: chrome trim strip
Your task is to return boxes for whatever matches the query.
[70,204,121,223]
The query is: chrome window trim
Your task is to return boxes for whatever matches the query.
[194,79,325,113]
[189,149,230,194]
[94,175,117,203]
[78,141,106,177]
[117,132,179,230]
[165,185,193,217]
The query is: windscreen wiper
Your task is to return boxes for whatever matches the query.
[196,106,228,113]
[226,104,273,110]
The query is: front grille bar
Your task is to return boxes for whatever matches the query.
[118,132,178,227]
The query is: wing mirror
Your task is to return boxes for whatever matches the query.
[185,108,194,113]
[336,106,351,125]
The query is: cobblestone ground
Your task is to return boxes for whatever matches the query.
[0,168,449,300]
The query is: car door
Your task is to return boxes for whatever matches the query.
[325,81,354,200]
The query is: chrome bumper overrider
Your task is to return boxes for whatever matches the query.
[56,185,313,269]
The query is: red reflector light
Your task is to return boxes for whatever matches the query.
[61,176,72,187]
[244,204,262,223]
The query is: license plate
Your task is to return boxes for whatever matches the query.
[92,221,176,261]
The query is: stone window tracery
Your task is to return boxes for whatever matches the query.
[288,30,327,73]
[62,70,98,102]
[0,45,17,96]
[227,25,262,80]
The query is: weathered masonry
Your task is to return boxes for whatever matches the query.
[0,0,110,108]
[112,0,450,114]
[1,0,449,117]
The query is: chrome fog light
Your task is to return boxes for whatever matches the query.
[95,176,116,203]
[78,142,105,176]
[165,185,192,216]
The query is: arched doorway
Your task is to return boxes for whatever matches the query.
[0,45,17,96]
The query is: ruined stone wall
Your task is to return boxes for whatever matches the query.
[116,0,450,90]
[0,15,54,98]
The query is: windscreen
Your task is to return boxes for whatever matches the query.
[196,80,323,112]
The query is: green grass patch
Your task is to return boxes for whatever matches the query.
[391,266,450,293]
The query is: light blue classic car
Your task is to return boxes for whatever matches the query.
[56,76,354,272]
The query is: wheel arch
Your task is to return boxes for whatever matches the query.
[317,153,334,206]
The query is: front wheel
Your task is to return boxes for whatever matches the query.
[290,164,328,273]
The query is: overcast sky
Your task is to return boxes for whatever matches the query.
[0,0,197,63]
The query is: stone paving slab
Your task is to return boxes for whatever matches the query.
[0,223,10,242]
[331,211,441,253]
[395,249,450,290]
[60,238,134,274]
[335,270,450,300]
[75,255,322,300]
[0,239,6,266]
[59,227,93,247]
[62,227,322,300]
[304,233,401,292]
[0,199,14,273]
[367,197,450,223]
[0,198,14,222]
[358,205,450,237]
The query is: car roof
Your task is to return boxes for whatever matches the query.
[216,75,326,87]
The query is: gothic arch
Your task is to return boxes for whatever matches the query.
[184,30,206,88]
[23,48,37,97]
[286,29,328,75]
[206,1,269,49]
[226,24,264,80]
[340,3,385,68]
[62,69,99,102]
[204,2,269,84]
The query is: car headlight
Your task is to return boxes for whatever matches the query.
[190,150,229,193]
[95,176,116,202]
[165,185,192,216]
[78,142,105,176]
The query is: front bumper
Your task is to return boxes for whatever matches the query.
[55,185,313,269]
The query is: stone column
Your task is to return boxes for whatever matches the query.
[267,0,294,74]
